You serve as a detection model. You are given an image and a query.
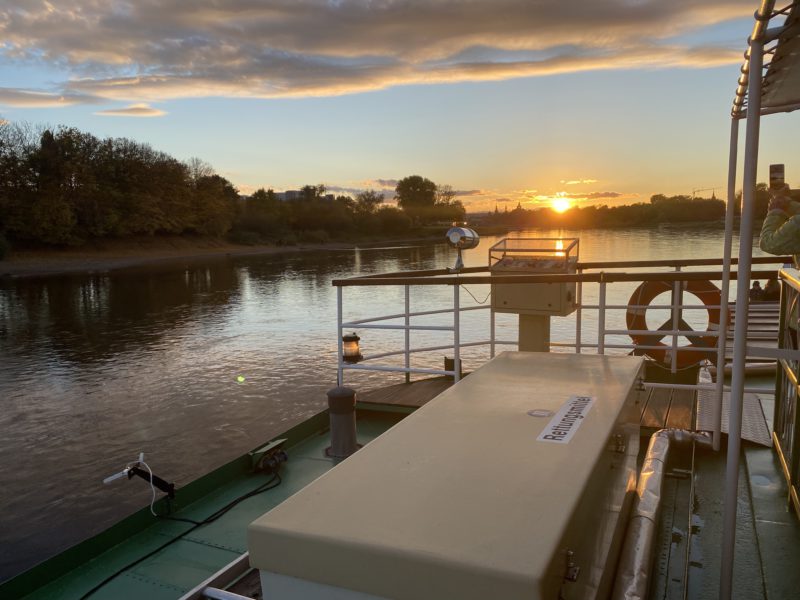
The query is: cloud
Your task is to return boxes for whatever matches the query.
[454,189,484,197]
[364,179,398,189]
[561,178,599,185]
[0,1,752,105]
[94,103,166,117]
[0,87,99,108]
[585,191,622,199]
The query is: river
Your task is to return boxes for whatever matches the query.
[0,226,774,581]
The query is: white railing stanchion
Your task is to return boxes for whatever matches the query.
[721,35,764,600]
[715,116,739,452]
[490,306,496,358]
[670,277,682,374]
[598,279,607,354]
[576,271,583,354]
[454,285,461,382]
[405,285,411,384]
[337,286,344,386]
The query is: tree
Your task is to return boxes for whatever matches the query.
[355,189,383,215]
[436,184,457,205]
[395,175,436,220]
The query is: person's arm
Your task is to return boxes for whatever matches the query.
[760,187,800,254]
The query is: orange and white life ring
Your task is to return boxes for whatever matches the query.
[626,279,726,368]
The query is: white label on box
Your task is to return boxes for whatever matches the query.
[536,395,595,444]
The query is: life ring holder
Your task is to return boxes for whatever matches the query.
[626,279,726,368]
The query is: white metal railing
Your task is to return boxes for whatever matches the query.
[335,265,784,400]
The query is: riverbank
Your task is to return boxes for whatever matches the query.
[0,234,443,279]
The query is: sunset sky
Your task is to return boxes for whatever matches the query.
[2,0,799,212]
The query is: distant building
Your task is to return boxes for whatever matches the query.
[277,190,301,201]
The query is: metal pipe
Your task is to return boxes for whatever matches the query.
[333,267,782,287]
[343,304,487,325]
[715,117,740,452]
[350,324,454,331]
[454,285,461,382]
[612,429,712,600]
[337,286,344,386]
[732,1,776,118]
[721,36,764,600]
[669,277,682,374]
[201,587,254,600]
[576,269,583,353]
[598,280,607,354]
[490,307,496,358]
[405,285,410,384]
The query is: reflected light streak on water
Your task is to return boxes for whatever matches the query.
[0,226,769,580]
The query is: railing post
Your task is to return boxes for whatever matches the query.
[721,36,763,600]
[715,116,740,452]
[670,272,683,374]
[405,285,411,383]
[598,279,607,354]
[454,284,461,382]
[337,286,344,386]
[576,269,583,354]
[490,305,496,358]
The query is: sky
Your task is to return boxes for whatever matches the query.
[1,0,799,213]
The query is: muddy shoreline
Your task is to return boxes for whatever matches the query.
[0,235,442,279]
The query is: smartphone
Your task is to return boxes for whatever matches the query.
[770,163,785,190]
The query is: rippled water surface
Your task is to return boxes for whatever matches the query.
[0,226,769,580]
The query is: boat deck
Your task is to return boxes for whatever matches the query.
[5,360,798,600]
[652,391,800,600]
[7,410,405,600]
[360,374,699,431]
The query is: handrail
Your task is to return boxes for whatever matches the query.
[333,268,780,287]
[334,256,790,286]
[780,267,800,293]
[578,255,790,270]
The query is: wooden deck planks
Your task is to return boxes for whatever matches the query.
[358,376,453,408]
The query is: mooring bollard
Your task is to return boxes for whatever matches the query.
[325,386,361,459]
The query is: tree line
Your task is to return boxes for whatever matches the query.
[233,175,466,245]
[480,190,772,229]
[0,122,466,256]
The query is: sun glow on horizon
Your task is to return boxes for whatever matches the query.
[552,197,572,213]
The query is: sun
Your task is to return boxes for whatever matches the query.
[552,197,572,213]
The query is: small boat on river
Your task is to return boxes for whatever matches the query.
[4,2,800,599]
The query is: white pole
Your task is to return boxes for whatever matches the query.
[598,280,607,354]
[337,286,344,386]
[576,270,583,353]
[454,285,461,382]
[490,307,496,358]
[405,285,411,383]
[715,118,740,452]
[720,38,763,600]
[670,271,682,374]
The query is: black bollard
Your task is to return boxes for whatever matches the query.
[325,386,361,459]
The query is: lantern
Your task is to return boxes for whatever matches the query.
[342,333,362,363]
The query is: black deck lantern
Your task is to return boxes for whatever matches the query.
[342,332,362,363]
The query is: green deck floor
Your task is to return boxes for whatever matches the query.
[15,410,404,600]
[649,386,800,600]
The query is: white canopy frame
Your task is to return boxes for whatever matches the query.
[720,2,800,598]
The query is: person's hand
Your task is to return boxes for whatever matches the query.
[769,184,791,212]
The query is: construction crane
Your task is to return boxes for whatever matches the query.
[691,187,718,199]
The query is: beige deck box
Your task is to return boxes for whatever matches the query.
[248,352,644,600]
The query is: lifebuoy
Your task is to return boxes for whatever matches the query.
[626,279,726,368]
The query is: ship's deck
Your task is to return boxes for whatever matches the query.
[7,410,406,600]
[5,371,800,600]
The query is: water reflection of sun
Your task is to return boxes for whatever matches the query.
[552,198,571,213]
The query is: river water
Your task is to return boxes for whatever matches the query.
[0,226,773,581]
